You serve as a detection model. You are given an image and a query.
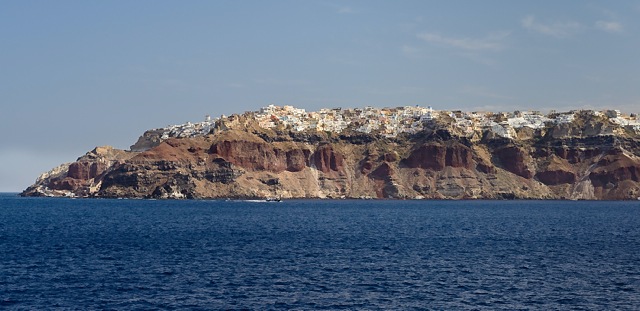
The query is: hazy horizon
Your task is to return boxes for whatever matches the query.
[2,1,639,192]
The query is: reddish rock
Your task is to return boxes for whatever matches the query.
[494,146,533,179]
[557,147,606,164]
[554,148,582,164]
[535,155,576,185]
[209,140,281,171]
[285,149,310,172]
[536,170,576,185]
[67,162,107,180]
[209,140,310,173]
[51,178,85,191]
[476,162,496,174]
[360,161,374,174]
[368,162,399,199]
[445,145,472,168]
[405,144,445,169]
[369,162,394,180]
[138,138,210,163]
[311,145,344,173]
[403,143,472,170]
[383,153,398,162]
[590,154,640,187]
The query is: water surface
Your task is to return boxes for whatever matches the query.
[1,194,639,310]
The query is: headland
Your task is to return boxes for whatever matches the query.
[22,105,640,200]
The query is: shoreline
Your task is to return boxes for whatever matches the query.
[12,193,640,201]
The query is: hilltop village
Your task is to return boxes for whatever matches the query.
[25,104,640,200]
[153,104,640,142]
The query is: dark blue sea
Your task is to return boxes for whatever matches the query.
[1,193,640,310]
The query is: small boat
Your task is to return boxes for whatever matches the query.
[241,197,281,203]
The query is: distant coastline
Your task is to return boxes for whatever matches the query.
[22,105,640,201]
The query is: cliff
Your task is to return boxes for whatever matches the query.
[22,107,640,200]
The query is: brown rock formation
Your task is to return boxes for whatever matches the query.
[22,146,135,197]
[589,152,640,199]
[22,113,640,200]
[311,144,344,173]
[403,142,473,170]
[494,145,534,179]
[535,155,577,185]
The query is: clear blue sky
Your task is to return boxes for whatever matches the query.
[1,1,639,192]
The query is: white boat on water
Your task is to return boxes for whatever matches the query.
[242,197,282,203]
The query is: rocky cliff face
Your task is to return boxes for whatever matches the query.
[23,146,136,197]
[22,112,640,200]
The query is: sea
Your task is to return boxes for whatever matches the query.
[1,193,639,310]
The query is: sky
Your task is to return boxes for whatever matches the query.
[1,0,639,192]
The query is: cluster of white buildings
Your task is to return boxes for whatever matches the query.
[444,110,553,139]
[428,109,640,139]
[152,105,640,141]
[159,115,217,140]
[254,104,435,137]
[253,105,558,139]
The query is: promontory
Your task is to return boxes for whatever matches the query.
[22,105,640,200]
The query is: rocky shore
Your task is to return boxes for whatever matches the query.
[22,106,640,200]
